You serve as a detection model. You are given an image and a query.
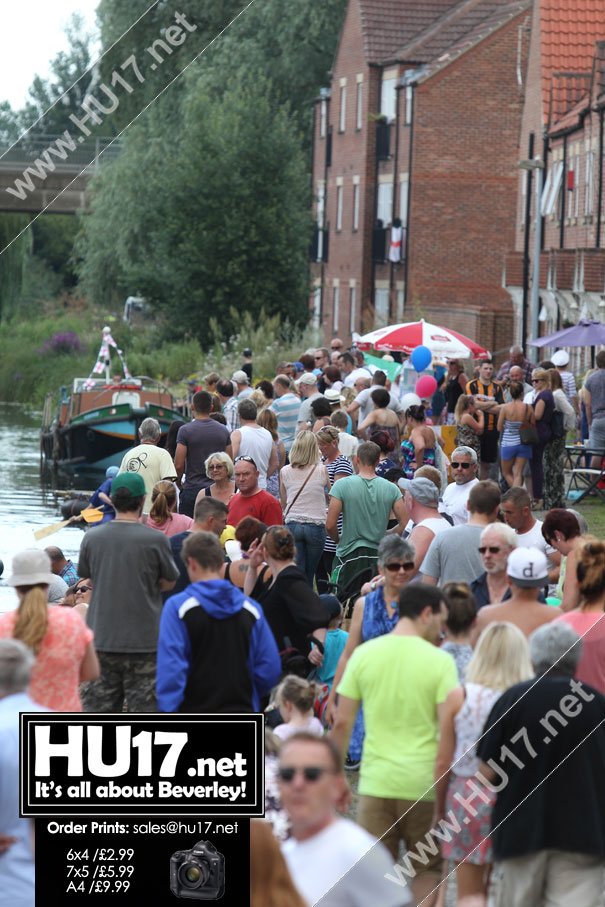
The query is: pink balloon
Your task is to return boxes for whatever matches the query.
[415,375,438,398]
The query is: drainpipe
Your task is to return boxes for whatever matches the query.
[521,132,535,351]
[319,90,331,321]
[597,106,604,249]
[403,80,415,306]
[559,134,567,249]
[390,83,402,320]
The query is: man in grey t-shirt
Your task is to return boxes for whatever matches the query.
[78,472,179,712]
[420,480,501,586]
[585,350,605,463]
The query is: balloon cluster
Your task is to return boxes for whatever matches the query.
[410,345,437,398]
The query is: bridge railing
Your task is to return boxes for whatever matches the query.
[0,135,121,171]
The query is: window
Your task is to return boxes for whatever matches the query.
[352,180,360,231]
[356,79,363,130]
[336,184,343,231]
[541,160,564,216]
[312,286,321,330]
[380,77,397,122]
[585,151,595,216]
[572,154,580,218]
[377,181,393,225]
[396,286,404,322]
[374,287,389,326]
[338,80,346,132]
[319,99,327,138]
[316,181,325,227]
[333,284,340,331]
[399,173,409,226]
[349,284,356,333]
[404,85,413,125]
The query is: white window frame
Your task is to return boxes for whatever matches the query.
[319,99,327,139]
[333,284,340,332]
[585,150,595,216]
[541,160,564,216]
[374,287,389,327]
[380,77,397,123]
[356,79,363,130]
[572,153,580,218]
[338,81,346,133]
[377,181,393,225]
[349,283,356,334]
[312,285,321,330]
[352,180,360,231]
[399,173,409,227]
[336,184,343,231]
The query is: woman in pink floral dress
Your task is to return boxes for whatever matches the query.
[0,549,99,711]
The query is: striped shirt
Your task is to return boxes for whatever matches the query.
[323,455,354,553]
[223,396,240,432]
[269,393,301,452]
[559,370,577,404]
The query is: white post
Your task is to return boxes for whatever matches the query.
[530,157,544,342]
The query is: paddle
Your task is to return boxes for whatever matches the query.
[33,508,105,541]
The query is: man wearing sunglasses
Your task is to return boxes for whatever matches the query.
[440,446,479,526]
[280,733,411,907]
[470,522,518,609]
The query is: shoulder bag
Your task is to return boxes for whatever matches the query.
[283,463,318,521]
[520,403,539,445]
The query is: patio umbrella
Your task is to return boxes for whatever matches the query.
[530,319,605,348]
[355,320,490,359]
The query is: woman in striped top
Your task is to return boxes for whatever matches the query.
[315,426,354,593]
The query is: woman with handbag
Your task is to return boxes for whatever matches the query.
[530,368,555,509]
[497,381,535,488]
[279,431,330,585]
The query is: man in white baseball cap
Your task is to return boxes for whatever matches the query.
[231,369,254,399]
[551,350,578,411]
[296,373,321,430]
[472,546,560,642]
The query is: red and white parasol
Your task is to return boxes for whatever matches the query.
[355,320,490,359]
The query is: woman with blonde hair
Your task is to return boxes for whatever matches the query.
[146,481,193,537]
[0,549,100,711]
[279,431,330,585]
[257,408,286,500]
[454,394,483,464]
[203,451,236,506]
[250,819,306,907]
[529,367,555,508]
[435,622,533,905]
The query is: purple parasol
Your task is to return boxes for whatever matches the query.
[530,319,605,348]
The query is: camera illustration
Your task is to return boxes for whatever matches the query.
[170,840,225,900]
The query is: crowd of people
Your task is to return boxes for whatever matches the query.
[2,336,605,906]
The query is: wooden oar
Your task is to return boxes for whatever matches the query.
[33,508,105,541]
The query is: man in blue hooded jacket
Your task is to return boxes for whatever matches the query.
[157,531,281,712]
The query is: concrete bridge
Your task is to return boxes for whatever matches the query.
[0,135,120,214]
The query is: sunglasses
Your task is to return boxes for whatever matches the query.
[384,561,415,572]
[235,455,256,466]
[278,766,333,783]
[451,462,472,469]
[478,546,502,555]
[314,355,324,361]
[531,379,542,384]
[208,463,226,470]
[75,585,92,594]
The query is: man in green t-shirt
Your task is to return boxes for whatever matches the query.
[331,584,458,907]
[326,441,407,593]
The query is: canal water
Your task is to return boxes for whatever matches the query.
[0,404,92,612]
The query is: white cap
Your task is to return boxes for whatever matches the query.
[231,370,249,384]
[297,373,318,386]
[551,350,570,367]
[507,547,548,587]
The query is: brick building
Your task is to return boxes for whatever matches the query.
[310,0,531,354]
[504,0,605,365]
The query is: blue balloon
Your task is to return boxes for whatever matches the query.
[410,345,432,372]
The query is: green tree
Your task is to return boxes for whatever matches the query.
[77,76,311,340]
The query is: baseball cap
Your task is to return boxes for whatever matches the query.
[111,472,146,497]
[507,547,548,587]
[398,477,439,505]
[297,373,318,386]
[232,370,249,384]
[105,465,119,479]
[551,350,570,367]
[243,348,252,357]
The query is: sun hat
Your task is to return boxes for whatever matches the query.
[551,350,570,368]
[111,472,146,497]
[398,477,439,505]
[232,369,250,384]
[324,388,345,404]
[7,549,55,587]
[507,547,548,588]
